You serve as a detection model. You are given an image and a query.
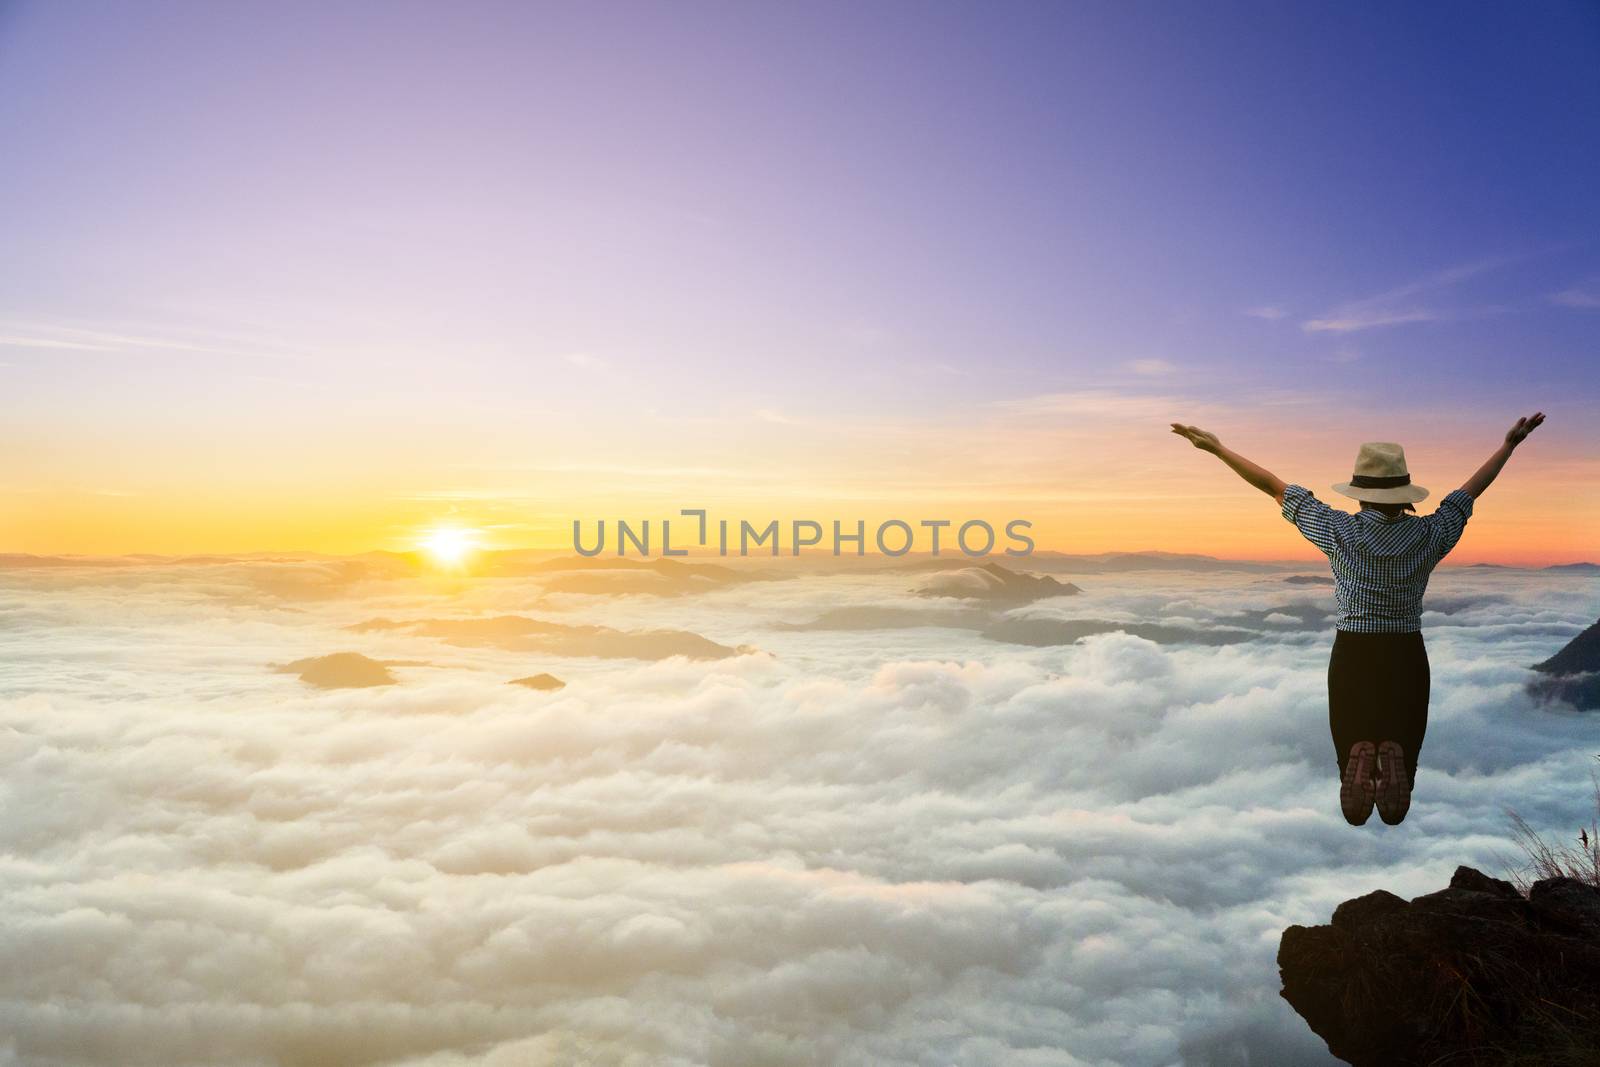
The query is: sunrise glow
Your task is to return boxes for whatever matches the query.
[419,526,479,568]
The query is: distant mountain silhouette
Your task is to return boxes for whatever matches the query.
[275,652,397,688]
[775,605,988,631]
[0,553,130,568]
[1279,866,1600,1066]
[1023,550,1288,574]
[537,558,761,596]
[982,617,1254,647]
[1528,618,1600,710]
[508,673,565,690]
[1535,619,1600,675]
[914,562,1080,603]
[982,597,1346,647]
[1283,575,1335,585]
[1214,602,1337,631]
[5,550,1594,576]
[353,615,742,661]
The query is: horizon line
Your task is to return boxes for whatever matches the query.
[2,547,1594,570]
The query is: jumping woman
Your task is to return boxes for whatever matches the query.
[1169,414,1546,826]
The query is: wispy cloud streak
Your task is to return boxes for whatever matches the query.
[1548,278,1600,310]
[1302,257,1514,334]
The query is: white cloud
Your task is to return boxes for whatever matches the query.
[0,561,1593,1065]
[1244,306,1287,321]
[1303,308,1438,333]
[1302,257,1512,334]
[0,319,305,362]
[0,334,118,352]
[1548,278,1600,309]
[1126,358,1175,377]
[560,351,610,371]
[996,388,1187,420]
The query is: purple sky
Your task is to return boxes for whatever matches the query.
[1,1,1596,554]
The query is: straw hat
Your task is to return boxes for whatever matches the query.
[1331,441,1429,504]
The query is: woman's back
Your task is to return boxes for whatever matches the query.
[1280,484,1475,633]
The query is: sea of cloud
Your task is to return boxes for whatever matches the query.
[1,558,1595,1067]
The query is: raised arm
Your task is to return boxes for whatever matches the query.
[1461,412,1544,499]
[1170,424,1288,502]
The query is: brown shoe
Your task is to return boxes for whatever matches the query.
[1375,741,1411,825]
[1340,741,1376,826]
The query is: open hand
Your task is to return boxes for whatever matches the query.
[1170,423,1222,454]
[1505,412,1545,447]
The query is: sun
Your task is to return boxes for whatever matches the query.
[419,526,479,568]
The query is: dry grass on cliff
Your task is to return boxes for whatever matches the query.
[1505,758,1600,893]
[1498,762,1600,1067]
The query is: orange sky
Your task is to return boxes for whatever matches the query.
[5,391,1594,565]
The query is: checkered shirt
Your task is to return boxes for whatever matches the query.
[1280,484,1475,633]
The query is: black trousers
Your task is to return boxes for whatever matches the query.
[1327,629,1430,783]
